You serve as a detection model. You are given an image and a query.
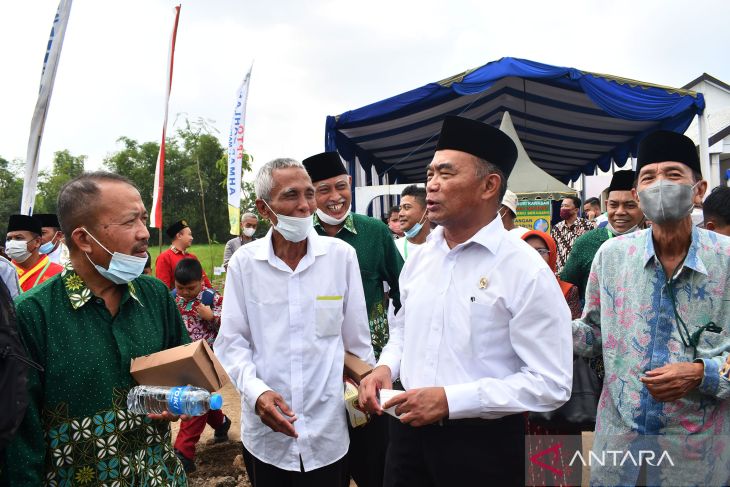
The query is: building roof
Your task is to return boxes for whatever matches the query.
[682,73,730,93]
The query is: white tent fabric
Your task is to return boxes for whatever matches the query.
[500,111,576,200]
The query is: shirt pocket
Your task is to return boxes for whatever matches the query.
[469,302,506,360]
[315,296,343,338]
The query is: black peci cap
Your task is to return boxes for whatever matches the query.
[7,214,42,235]
[166,220,189,239]
[302,152,348,183]
[636,130,701,176]
[607,170,635,193]
[33,213,60,228]
[435,116,518,178]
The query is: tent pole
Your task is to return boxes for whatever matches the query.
[697,112,713,189]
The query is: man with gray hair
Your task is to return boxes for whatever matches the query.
[214,158,374,487]
[222,212,258,269]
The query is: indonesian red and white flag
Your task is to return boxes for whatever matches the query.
[150,5,181,229]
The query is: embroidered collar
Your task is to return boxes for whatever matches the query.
[313,213,357,235]
[170,245,188,255]
[62,261,142,310]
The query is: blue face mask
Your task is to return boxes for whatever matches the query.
[39,232,59,255]
[83,228,147,284]
[403,210,427,240]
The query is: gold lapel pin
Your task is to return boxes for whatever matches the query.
[479,277,488,289]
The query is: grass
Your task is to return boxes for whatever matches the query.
[148,242,228,291]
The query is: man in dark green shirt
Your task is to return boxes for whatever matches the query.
[1,172,190,486]
[560,170,644,299]
[303,151,403,487]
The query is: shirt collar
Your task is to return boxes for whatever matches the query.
[170,245,187,255]
[429,216,505,255]
[253,228,326,271]
[61,261,142,310]
[313,212,357,235]
[643,225,708,276]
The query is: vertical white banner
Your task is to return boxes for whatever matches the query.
[20,0,73,215]
[227,64,254,235]
[150,5,181,229]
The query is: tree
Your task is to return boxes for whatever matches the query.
[104,122,228,247]
[0,157,23,235]
[35,150,86,213]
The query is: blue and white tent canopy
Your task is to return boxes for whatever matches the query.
[325,57,705,183]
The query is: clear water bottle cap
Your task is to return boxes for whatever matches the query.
[210,393,223,410]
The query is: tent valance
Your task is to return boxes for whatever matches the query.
[326,57,705,183]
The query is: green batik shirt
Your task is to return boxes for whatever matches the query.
[1,263,191,486]
[314,213,404,358]
[559,227,611,300]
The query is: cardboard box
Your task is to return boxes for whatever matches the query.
[344,352,373,384]
[344,379,369,428]
[130,340,230,392]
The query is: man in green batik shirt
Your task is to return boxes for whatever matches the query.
[1,172,190,486]
[560,170,644,300]
[303,151,403,487]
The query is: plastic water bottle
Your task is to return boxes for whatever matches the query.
[127,385,223,416]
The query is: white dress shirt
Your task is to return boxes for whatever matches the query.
[47,242,69,265]
[394,236,423,261]
[214,229,375,472]
[378,217,572,420]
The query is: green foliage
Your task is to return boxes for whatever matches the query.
[0,150,85,235]
[35,150,86,213]
[0,157,24,235]
[104,117,232,244]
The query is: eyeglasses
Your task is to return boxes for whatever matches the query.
[535,248,550,256]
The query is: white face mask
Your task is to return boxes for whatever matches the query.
[263,201,313,243]
[5,240,32,263]
[316,207,350,225]
[242,227,256,238]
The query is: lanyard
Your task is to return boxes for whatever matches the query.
[665,260,721,358]
[404,239,408,260]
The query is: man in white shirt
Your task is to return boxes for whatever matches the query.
[34,213,70,266]
[359,116,573,486]
[394,185,429,260]
[214,157,375,487]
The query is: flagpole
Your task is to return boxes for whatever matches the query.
[150,5,181,231]
[20,0,73,215]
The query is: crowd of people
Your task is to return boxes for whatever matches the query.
[1,116,730,487]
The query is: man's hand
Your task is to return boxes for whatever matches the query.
[384,387,449,427]
[255,391,298,438]
[358,366,392,414]
[196,304,214,321]
[147,411,192,422]
[640,362,704,402]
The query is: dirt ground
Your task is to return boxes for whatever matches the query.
[170,383,251,487]
[170,384,593,487]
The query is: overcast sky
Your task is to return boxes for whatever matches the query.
[2,0,729,181]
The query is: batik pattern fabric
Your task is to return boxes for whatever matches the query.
[174,286,223,348]
[1,262,190,486]
[572,227,730,486]
[550,217,594,274]
[43,389,186,486]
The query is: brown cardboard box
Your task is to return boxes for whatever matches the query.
[344,352,373,384]
[130,340,230,392]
